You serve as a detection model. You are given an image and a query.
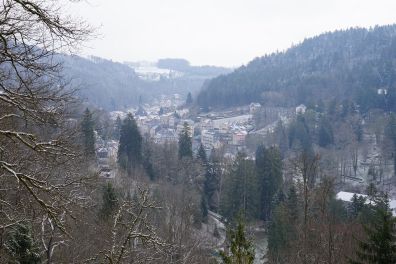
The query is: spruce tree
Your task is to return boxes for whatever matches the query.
[220,217,255,264]
[81,108,95,156]
[350,197,396,264]
[178,122,192,159]
[350,194,367,219]
[267,203,290,261]
[220,153,259,220]
[267,186,300,262]
[99,182,119,220]
[197,143,207,164]
[186,92,193,105]
[318,117,334,147]
[214,224,220,238]
[201,195,209,222]
[205,148,221,211]
[117,113,142,171]
[286,185,299,221]
[199,144,211,212]
[6,223,41,264]
[142,138,156,181]
[114,115,122,140]
[288,115,312,152]
[255,145,283,221]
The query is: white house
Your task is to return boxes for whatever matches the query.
[296,104,307,114]
[249,102,262,114]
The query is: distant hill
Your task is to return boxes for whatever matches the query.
[197,25,396,113]
[157,58,232,78]
[60,55,231,110]
[61,55,144,110]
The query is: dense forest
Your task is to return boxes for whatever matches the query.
[197,25,396,113]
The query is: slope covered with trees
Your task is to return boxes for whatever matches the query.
[61,55,230,111]
[197,25,396,113]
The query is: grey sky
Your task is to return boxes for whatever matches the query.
[69,0,396,67]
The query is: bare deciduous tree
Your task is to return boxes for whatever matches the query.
[0,0,92,261]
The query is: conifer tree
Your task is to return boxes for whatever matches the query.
[198,143,214,213]
[350,194,367,218]
[220,217,255,264]
[267,185,299,261]
[114,115,122,140]
[255,145,283,220]
[5,223,41,264]
[221,153,259,220]
[81,108,95,156]
[288,115,312,152]
[197,143,207,164]
[117,113,142,171]
[204,148,222,211]
[186,92,193,105]
[267,203,290,261]
[178,122,192,159]
[214,224,220,238]
[318,117,334,147]
[99,182,119,220]
[286,185,299,222]
[349,197,396,264]
[142,138,156,181]
[201,195,209,222]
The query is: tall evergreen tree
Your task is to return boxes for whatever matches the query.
[286,185,299,221]
[220,153,259,220]
[267,187,297,262]
[205,148,222,211]
[318,117,334,147]
[81,108,95,156]
[220,217,255,264]
[178,122,192,159]
[288,115,312,152]
[267,203,290,261]
[349,197,396,264]
[274,120,288,157]
[5,223,41,264]
[99,182,119,220]
[114,115,122,140]
[197,143,207,164]
[255,145,283,221]
[198,143,213,214]
[142,139,156,181]
[201,195,209,222]
[117,113,142,171]
[350,194,367,219]
[186,92,193,105]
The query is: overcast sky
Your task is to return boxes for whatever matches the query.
[69,0,396,67]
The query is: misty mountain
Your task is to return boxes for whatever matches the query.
[61,55,231,110]
[197,24,396,113]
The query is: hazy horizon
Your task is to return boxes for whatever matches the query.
[69,0,396,67]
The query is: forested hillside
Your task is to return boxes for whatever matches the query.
[61,55,230,110]
[197,25,396,112]
[61,55,144,110]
